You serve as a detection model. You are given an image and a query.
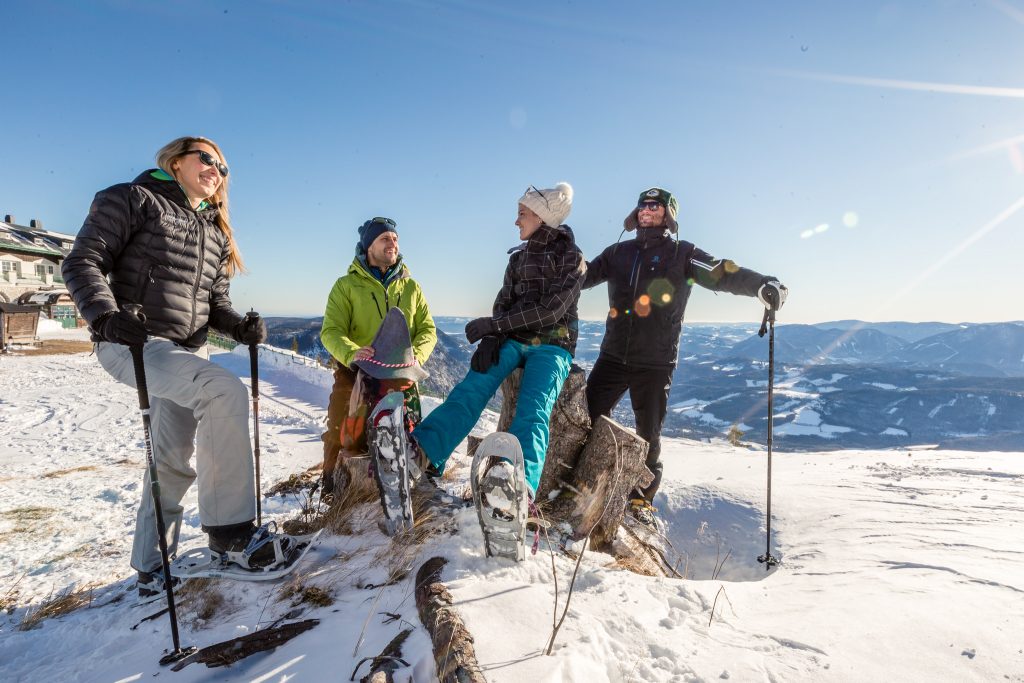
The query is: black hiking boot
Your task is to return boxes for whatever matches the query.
[136,569,184,605]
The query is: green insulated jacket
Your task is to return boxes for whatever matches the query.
[320,253,436,368]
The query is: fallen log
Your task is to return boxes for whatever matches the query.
[353,628,413,683]
[414,557,485,683]
[170,619,319,671]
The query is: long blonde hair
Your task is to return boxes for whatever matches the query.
[155,136,245,277]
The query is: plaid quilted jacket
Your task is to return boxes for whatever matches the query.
[490,223,585,355]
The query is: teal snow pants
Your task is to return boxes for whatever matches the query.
[413,339,572,495]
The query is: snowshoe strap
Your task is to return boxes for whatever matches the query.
[244,521,277,557]
[528,499,542,556]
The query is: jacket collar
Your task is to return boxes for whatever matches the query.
[510,223,573,253]
[351,248,408,285]
[635,227,672,248]
[134,169,219,216]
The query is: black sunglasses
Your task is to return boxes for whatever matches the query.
[183,150,229,177]
[525,185,550,208]
[637,200,663,211]
[368,217,397,228]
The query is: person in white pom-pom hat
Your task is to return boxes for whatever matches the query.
[396,182,586,523]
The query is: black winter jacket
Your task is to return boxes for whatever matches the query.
[61,170,243,347]
[584,228,770,368]
[490,223,585,355]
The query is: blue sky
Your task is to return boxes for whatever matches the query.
[2,1,1022,324]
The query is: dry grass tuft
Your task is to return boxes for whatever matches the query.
[14,340,94,356]
[1,576,24,614]
[265,467,320,497]
[1,507,56,523]
[174,577,236,630]
[41,465,99,479]
[321,460,379,536]
[0,507,60,538]
[278,578,334,608]
[18,581,102,630]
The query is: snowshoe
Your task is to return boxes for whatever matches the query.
[136,568,186,606]
[628,498,658,530]
[368,390,415,536]
[170,523,321,581]
[471,432,529,561]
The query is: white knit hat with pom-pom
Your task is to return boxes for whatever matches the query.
[518,182,573,228]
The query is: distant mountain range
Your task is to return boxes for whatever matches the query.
[266,316,1024,452]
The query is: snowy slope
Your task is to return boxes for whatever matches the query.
[1,346,1023,682]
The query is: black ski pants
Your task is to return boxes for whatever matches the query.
[585,354,674,502]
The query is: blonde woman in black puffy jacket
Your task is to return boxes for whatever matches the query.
[62,136,294,602]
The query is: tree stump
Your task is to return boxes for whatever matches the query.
[544,416,653,549]
[414,557,485,683]
[498,365,591,501]
[494,366,653,551]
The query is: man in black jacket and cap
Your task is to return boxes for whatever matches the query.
[583,187,787,527]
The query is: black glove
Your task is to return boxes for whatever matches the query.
[757,278,788,311]
[465,317,498,344]
[471,335,502,373]
[94,310,149,346]
[232,314,267,345]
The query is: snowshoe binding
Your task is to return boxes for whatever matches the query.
[368,391,416,536]
[170,522,321,581]
[471,432,529,561]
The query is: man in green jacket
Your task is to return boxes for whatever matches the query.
[319,217,436,497]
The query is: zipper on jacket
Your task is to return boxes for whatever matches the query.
[188,219,206,336]
[371,292,384,320]
[138,264,155,304]
[623,248,642,360]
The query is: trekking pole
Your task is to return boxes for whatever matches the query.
[246,310,263,527]
[124,305,197,665]
[756,305,779,570]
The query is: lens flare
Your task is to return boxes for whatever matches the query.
[843,212,859,227]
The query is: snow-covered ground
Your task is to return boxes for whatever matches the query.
[1,345,1023,682]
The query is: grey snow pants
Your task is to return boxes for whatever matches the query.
[97,340,255,573]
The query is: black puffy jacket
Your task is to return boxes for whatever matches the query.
[61,169,243,347]
[584,228,769,368]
